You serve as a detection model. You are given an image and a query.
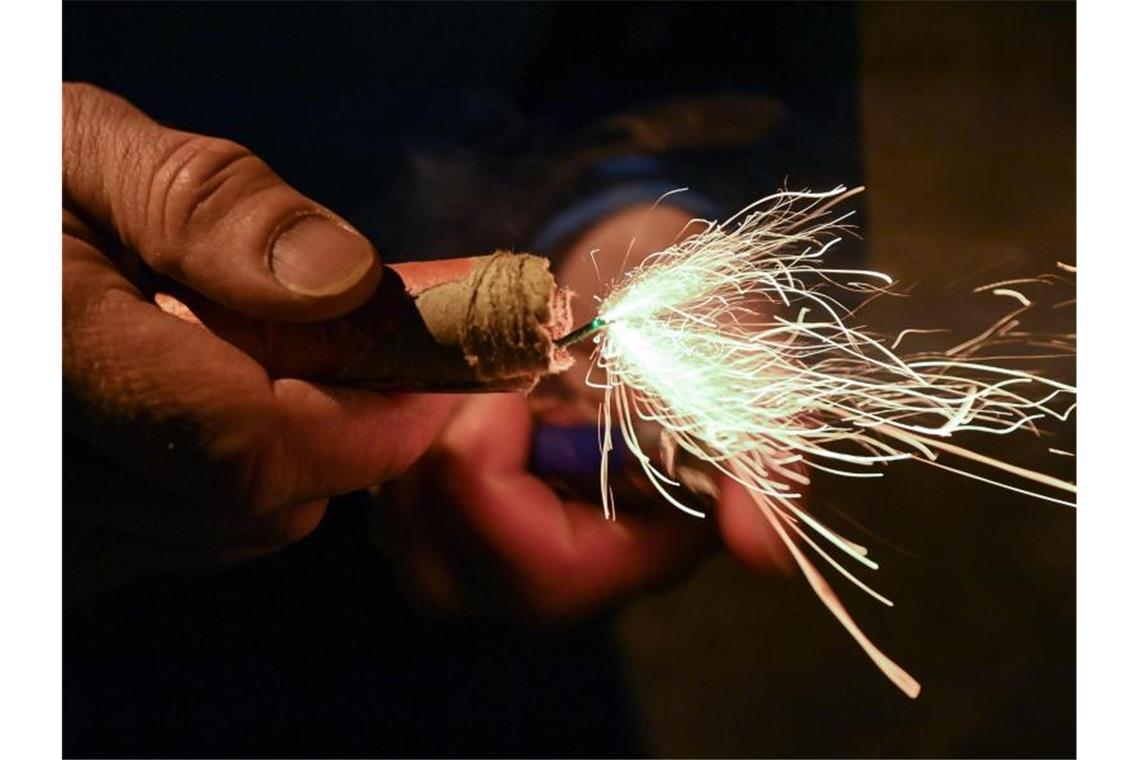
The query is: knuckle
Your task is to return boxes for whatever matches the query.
[145,135,272,273]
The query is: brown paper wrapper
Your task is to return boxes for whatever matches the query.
[337,252,574,392]
[155,252,574,393]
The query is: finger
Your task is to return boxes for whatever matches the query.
[153,289,371,379]
[437,394,710,619]
[282,499,330,544]
[269,379,456,506]
[64,230,454,519]
[716,476,795,576]
[469,474,711,620]
[224,498,331,554]
[62,82,380,321]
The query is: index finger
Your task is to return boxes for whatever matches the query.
[435,394,710,619]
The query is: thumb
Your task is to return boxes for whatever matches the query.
[62,82,379,321]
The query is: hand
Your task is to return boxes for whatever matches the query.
[381,393,718,621]
[558,203,795,580]
[379,203,792,622]
[62,83,454,592]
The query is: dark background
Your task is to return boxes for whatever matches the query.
[64,2,1075,757]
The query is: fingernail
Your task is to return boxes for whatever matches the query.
[271,215,375,296]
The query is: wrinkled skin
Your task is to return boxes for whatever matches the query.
[63,83,455,589]
[63,83,789,614]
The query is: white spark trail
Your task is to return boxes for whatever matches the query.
[586,187,1076,698]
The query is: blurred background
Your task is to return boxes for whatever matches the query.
[64,2,1074,757]
[616,4,1074,757]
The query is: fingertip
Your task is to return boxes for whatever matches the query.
[269,380,458,501]
[267,214,384,321]
[550,500,712,605]
[285,499,329,543]
[384,391,461,473]
[440,393,534,473]
[339,388,460,480]
[717,479,795,577]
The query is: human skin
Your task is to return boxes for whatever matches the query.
[64,84,777,611]
[62,83,457,591]
[556,205,794,580]
[382,205,793,621]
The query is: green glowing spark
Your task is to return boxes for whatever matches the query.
[555,317,608,349]
[583,186,1076,698]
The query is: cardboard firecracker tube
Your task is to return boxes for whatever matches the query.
[339,252,574,392]
[155,252,574,392]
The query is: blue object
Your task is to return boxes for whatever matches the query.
[529,181,723,257]
[529,423,629,478]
